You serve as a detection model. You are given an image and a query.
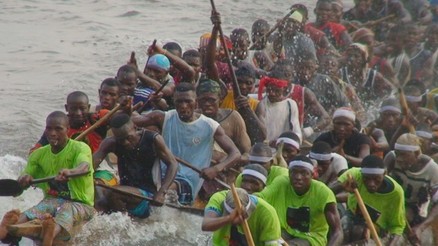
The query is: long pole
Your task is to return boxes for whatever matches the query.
[348,174,382,246]
[209,0,241,97]
[230,183,255,246]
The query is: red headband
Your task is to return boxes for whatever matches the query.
[258,76,289,100]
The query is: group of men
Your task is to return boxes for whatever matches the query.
[2,0,438,245]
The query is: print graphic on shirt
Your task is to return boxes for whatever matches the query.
[392,171,430,204]
[356,204,381,222]
[192,137,201,145]
[47,180,70,200]
[286,206,310,232]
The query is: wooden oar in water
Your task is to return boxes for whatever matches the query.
[95,183,204,216]
[248,6,297,50]
[0,171,90,197]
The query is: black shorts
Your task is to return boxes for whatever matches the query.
[174,178,193,205]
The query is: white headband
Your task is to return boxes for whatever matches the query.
[416,130,433,139]
[333,108,356,122]
[242,169,267,184]
[361,167,385,175]
[276,137,300,150]
[379,106,401,113]
[394,143,420,152]
[248,155,273,163]
[309,151,332,161]
[288,160,314,171]
[223,195,252,214]
[405,95,422,102]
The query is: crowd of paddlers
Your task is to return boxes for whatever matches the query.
[1,0,438,245]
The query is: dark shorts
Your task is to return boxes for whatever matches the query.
[174,178,193,205]
[127,189,154,219]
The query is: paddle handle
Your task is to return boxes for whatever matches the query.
[249,7,297,50]
[230,183,255,246]
[349,174,382,246]
[137,77,170,113]
[398,88,416,133]
[175,157,230,189]
[75,104,122,141]
[210,0,241,97]
[30,170,91,185]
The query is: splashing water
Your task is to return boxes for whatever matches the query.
[0,155,211,246]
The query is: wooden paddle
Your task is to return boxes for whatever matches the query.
[137,77,170,113]
[0,171,90,197]
[348,174,382,246]
[75,103,122,141]
[399,87,416,133]
[249,7,297,50]
[230,183,255,246]
[209,0,265,144]
[175,157,230,189]
[95,183,204,216]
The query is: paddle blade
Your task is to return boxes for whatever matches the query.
[0,179,23,196]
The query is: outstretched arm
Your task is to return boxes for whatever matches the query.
[131,110,165,130]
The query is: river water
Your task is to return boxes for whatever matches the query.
[7,0,432,246]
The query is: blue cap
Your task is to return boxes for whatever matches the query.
[147,54,170,72]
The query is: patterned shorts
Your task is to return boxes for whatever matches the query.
[94,170,118,186]
[24,198,96,241]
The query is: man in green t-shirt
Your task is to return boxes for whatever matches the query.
[257,156,343,246]
[0,111,95,246]
[202,188,282,246]
[235,143,289,190]
[330,155,406,245]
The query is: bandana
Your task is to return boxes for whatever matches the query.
[333,107,356,122]
[276,137,300,150]
[348,43,369,61]
[361,167,385,175]
[289,11,303,23]
[309,151,332,161]
[242,169,267,184]
[394,143,420,152]
[248,155,273,163]
[196,79,222,96]
[352,28,374,42]
[257,76,288,100]
[147,54,170,72]
[288,160,314,171]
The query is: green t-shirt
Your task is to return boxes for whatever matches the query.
[205,191,281,246]
[24,139,94,206]
[235,165,289,187]
[257,175,336,246]
[338,168,406,235]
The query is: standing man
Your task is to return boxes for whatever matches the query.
[133,82,240,205]
[257,156,343,246]
[0,111,95,246]
[93,113,178,217]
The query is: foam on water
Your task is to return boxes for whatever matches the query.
[0,154,210,246]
